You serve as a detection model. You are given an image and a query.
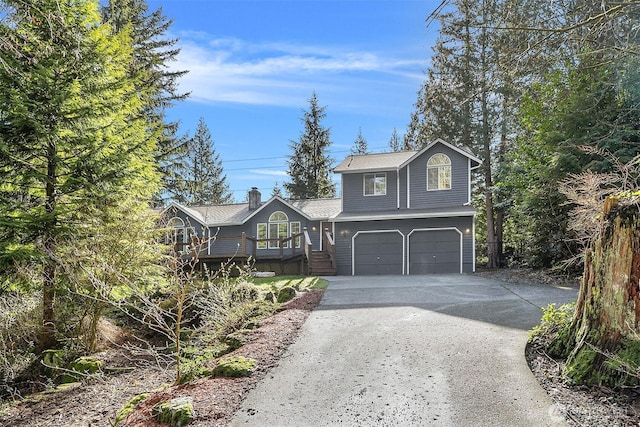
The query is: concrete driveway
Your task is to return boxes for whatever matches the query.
[231,274,578,426]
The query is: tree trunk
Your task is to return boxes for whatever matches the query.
[39,139,58,351]
[563,196,640,385]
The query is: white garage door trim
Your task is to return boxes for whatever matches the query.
[352,230,406,276]
[407,227,463,274]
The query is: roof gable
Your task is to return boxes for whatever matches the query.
[161,197,341,227]
[400,139,481,168]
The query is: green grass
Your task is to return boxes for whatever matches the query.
[251,275,329,290]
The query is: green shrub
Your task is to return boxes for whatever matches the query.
[177,344,232,384]
[529,303,576,358]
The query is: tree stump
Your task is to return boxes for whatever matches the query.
[563,195,640,386]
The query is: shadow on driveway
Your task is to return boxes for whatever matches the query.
[318,274,578,330]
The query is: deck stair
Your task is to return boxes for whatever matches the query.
[309,250,337,276]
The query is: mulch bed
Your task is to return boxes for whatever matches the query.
[122,290,324,427]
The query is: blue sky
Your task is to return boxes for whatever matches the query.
[146,0,439,201]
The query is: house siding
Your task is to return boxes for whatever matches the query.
[341,170,399,212]
[245,199,318,255]
[334,216,474,275]
[408,145,470,209]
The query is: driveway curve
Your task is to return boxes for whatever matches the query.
[231,274,577,427]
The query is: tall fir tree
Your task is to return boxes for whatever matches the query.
[388,128,402,152]
[350,127,369,155]
[0,0,159,350]
[173,118,232,205]
[101,0,189,206]
[285,92,336,199]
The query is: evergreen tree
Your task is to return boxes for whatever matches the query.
[174,118,232,205]
[101,0,189,206]
[285,92,336,199]
[351,127,369,155]
[388,128,402,152]
[0,0,159,350]
[271,182,284,198]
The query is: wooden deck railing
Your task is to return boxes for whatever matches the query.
[322,228,336,269]
[172,227,333,265]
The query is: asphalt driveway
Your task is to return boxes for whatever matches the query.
[231,274,578,426]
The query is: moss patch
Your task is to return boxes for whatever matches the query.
[61,356,103,384]
[565,339,640,387]
[276,286,296,303]
[152,397,194,427]
[114,393,149,426]
[211,356,257,378]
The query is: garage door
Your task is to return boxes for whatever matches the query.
[409,229,461,274]
[353,231,404,275]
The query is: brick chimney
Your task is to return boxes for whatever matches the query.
[248,187,261,210]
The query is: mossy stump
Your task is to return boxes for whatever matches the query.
[561,195,640,387]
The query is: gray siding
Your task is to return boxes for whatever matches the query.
[408,145,469,209]
[244,199,316,256]
[341,170,399,212]
[334,216,474,275]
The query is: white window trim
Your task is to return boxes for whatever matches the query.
[167,217,186,244]
[257,223,267,249]
[268,211,289,249]
[291,221,301,249]
[363,172,387,196]
[427,153,452,191]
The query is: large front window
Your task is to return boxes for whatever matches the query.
[427,153,451,190]
[256,213,302,250]
[364,173,386,196]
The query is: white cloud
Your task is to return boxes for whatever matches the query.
[170,33,424,108]
[249,169,289,177]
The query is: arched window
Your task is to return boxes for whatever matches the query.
[257,211,301,250]
[268,211,289,249]
[427,153,451,190]
[167,217,186,245]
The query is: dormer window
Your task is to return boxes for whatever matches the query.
[427,153,451,191]
[364,173,386,196]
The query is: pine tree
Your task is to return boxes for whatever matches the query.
[351,127,369,155]
[0,0,159,350]
[271,182,284,198]
[388,128,402,152]
[101,0,189,206]
[174,118,232,205]
[285,92,336,199]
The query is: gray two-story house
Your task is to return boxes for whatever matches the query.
[162,139,481,275]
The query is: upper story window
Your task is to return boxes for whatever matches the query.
[427,153,451,191]
[167,217,186,244]
[364,173,386,196]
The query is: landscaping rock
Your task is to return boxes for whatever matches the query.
[152,397,194,427]
[212,356,257,378]
[276,286,296,303]
[61,356,103,384]
[114,393,149,426]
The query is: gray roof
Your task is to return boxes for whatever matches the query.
[334,139,482,174]
[167,197,342,227]
[334,151,416,173]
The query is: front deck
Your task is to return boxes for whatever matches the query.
[174,227,337,276]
